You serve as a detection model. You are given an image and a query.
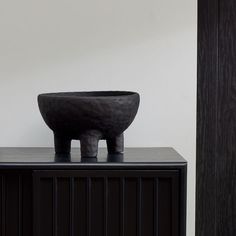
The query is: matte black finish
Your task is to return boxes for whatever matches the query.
[197,0,236,235]
[0,147,186,236]
[38,91,140,157]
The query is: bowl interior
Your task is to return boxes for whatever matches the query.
[39,91,138,98]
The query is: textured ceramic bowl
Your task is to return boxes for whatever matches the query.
[38,91,140,157]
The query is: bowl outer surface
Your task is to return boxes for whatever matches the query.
[38,92,140,139]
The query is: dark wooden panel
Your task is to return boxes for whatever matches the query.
[158,178,172,236]
[124,178,137,236]
[107,178,120,236]
[5,175,19,236]
[216,0,236,235]
[197,0,236,235]
[57,178,70,236]
[74,178,87,236]
[197,0,219,235]
[0,176,5,236]
[38,178,53,236]
[22,175,32,236]
[171,176,180,236]
[0,176,3,236]
[91,178,104,236]
[0,149,186,236]
[0,174,32,236]
[33,170,183,236]
[141,178,154,236]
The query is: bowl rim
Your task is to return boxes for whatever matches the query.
[38,91,139,99]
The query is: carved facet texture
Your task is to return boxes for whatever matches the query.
[38,91,140,157]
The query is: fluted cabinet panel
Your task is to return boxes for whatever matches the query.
[0,173,33,236]
[33,171,180,236]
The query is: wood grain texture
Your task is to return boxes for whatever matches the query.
[197,0,236,235]
[217,0,236,235]
[196,0,219,235]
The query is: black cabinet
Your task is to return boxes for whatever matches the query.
[0,148,187,236]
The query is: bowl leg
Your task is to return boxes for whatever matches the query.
[80,130,102,158]
[106,133,124,154]
[54,133,71,154]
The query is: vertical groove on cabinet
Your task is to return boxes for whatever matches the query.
[53,177,58,236]
[0,176,2,236]
[87,178,91,236]
[137,178,142,236]
[74,178,87,235]
[33,175,39,236]
[120,178,125,236]
[1,176,5,236]
[124,178,137,236]
[41,178,53,236]
[154,178,159,236]
[22,174,32,236]
[171,178,173,236]
[171,176,179,236]
[70,177,74,236]
[107,178,120,236]
[104,178,108,236]
[31,169,182,236]
[6,175,19,236]
[57,178,70,236]
[158,178,172,236]
[141,178,155,236]
[18,176,22,236]
[91,178,104,236]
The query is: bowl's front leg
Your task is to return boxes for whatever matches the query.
[106,133,124,154]
[54,133,71,154]
[80,130,102,158]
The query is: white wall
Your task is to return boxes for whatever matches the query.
[0,0,197,234]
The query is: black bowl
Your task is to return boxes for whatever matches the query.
[38,91,140,157]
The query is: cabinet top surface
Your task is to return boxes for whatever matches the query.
[0,147,186,169]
